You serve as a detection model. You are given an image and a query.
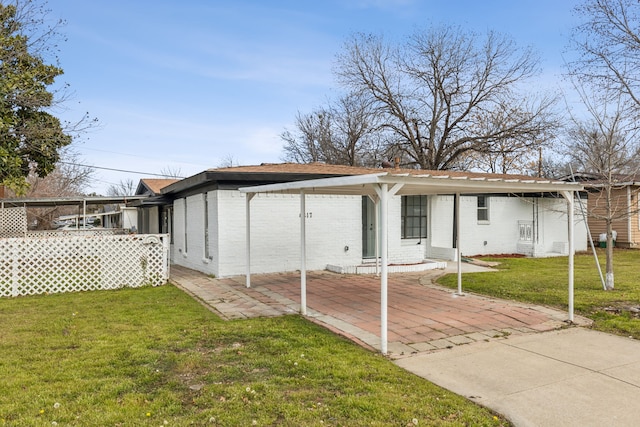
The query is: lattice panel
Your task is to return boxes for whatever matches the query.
[0,228,126,239]
[0,234,169,297]
[0,207,27,234]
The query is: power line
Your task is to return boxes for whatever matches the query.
[58,161,186,178]
[75,146,210,168]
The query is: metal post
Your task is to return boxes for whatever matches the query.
[82,199,87,229]
[374,197,380,276]
[568,192,575,322]
[456,193,462,295]
[245,193,254,288]
[380,183,388,355]
[300,190,307,315]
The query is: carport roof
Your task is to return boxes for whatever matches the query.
[239,170,582,355]
[239,171,584,196]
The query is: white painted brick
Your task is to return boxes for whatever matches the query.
[170,190,588,277]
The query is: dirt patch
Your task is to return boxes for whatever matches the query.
[471,253,526,259]
[601,305,640,318]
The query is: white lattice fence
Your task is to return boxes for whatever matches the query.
[0,228,126,239]
[0,207,27,234]
[0,234,169,297]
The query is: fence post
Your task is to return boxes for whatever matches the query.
[162,234,170,282]
[11,239,19,297]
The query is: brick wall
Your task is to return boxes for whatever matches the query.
[170,190,588,277]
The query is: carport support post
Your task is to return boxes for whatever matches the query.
[561,190,575,322]
[568,191,575,322]
[367,194,380,276]
[245,193,255,288]
[300,190,307,315]
[455,192,462,295]
[379,183,389,355]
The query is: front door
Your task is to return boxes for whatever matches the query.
[362,196,376,258]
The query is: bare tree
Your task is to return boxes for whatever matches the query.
[217,154,239,168]
[565,83,640,290]
[567,0,640,290]
[536,155,577,179]
[282,108,334,164]
[465,104,553,174]
[106,179,136,197]
[334,27,559,171]
[159,165,184,178]
[570,0,640,110]
[5,147,94,229]
[282,92,383,167]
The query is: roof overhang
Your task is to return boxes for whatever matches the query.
[239,172,584,197]
[0,196,148,208]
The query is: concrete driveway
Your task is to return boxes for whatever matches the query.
[395,328,640,427]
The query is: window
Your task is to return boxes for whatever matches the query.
[401,195,427,239]
[477,196,490,222]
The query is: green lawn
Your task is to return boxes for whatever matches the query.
[438,248,640,338]
[0,285,507,426]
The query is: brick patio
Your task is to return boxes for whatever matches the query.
[170,265,589,357]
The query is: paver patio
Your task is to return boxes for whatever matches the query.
[170,264,590,357]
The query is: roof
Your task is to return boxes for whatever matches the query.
[239,171,584,198]
[0,195,148,208]
[562,172,640,188]
[162,162,563,195]
[210,162,556,181]
[136,178,179,196]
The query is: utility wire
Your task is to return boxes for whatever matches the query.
[58,161,186,178]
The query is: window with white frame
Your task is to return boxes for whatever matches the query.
[401,195,427,239]
[477,195,490,222]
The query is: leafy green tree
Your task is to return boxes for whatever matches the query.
[0,2,71,193]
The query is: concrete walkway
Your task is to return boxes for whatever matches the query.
[396,328,640,427]
[169,265,640,426]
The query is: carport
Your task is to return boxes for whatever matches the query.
[239,171,584,354]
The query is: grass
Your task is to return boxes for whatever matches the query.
[0,285,507,426]
[438,248,640,338]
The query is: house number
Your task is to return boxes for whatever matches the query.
[299,212,313,218]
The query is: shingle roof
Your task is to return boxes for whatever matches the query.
[138,179,180,195]
[208,162,557,182]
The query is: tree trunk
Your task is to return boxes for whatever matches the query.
[605,219,615,290]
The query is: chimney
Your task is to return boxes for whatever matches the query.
[394,157,400,169]
[0,185,4,199]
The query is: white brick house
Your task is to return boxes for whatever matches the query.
[147,163,587,278]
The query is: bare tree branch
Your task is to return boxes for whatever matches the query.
[334,26,558,170]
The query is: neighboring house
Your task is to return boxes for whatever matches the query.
[132,178,179,234]
[138,163,587,278]
[568,173,640,248]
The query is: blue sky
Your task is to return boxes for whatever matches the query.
[51,0,581,194]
